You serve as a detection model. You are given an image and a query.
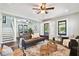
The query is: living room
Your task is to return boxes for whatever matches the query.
[0,2,79,56]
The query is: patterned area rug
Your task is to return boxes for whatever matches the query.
[24,40,70,56]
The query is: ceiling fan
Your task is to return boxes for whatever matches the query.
[32,3,55,14]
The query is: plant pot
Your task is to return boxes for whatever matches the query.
[29,34,32,39]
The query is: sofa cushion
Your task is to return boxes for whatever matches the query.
[32,33,40,38]
[63,39,70,47]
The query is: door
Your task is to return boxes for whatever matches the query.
[44,23,49,36]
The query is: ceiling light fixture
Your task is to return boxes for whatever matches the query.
[32,3,55,14]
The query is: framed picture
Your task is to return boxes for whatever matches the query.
[44,23,49,36]
[2,16,6,23]
[58,20,67,35]
[18,25,23,33]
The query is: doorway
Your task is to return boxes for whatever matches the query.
[44,23,49,36]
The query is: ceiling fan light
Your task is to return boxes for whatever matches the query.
[41,10,45,14]
[32,3,54,14]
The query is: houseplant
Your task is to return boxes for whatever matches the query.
[27,28,33,39]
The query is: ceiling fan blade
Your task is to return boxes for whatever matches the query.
[37,11,41,14]
[45,11,48,14]
[46,7,54,10]
[32,8,40,10]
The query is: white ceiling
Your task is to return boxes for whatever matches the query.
[0,3,79,22]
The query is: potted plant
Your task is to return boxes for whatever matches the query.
[28,28,33,39]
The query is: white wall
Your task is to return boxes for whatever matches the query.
[0,12,2,44]
[40,13,79,39]
[67,13,79,36]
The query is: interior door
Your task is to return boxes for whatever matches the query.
[44,23,49,36]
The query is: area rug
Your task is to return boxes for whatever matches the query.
[25,40,70,56]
